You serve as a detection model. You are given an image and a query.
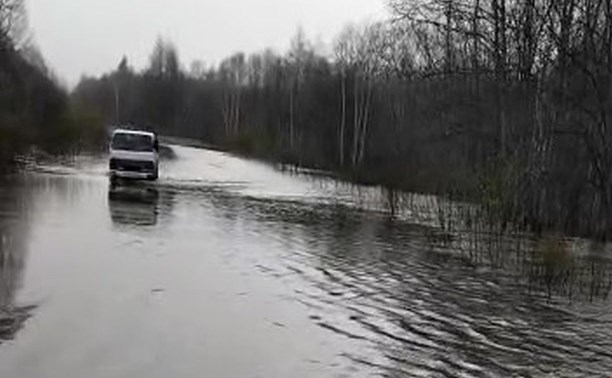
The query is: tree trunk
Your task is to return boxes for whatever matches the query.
[492,0,508,157]
[352,74,360,167]
[339,72,346,166]
[289,85,295,150]
[472,0,480,91]
[358,80,373,165]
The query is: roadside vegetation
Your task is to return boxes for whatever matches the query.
[0,0,104,167]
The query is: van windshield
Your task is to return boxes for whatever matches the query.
[111,133,154,152]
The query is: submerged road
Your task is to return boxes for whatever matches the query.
[1,145,612,377]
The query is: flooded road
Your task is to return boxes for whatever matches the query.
[1,145,612,377]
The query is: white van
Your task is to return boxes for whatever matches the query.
[109,129,159,181]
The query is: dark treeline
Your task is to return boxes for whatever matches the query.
[73,0,612,239]
[0,0,103,164]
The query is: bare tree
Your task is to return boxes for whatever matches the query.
[286,27,314,150]
[69,0,612,238]
[334,24,356,166]
[0,0,26,49]
[219,53,246,137]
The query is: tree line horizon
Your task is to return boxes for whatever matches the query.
[3,0,612,240]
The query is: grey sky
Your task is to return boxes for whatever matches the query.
[26,0,387,86]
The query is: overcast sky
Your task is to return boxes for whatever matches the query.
[26,0,388,86]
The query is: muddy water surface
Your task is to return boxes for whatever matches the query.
[1,146,612,377]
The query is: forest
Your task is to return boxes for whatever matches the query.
[3,0,612,239]
[0,0,103,164]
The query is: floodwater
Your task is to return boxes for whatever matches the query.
[1,145,612,377]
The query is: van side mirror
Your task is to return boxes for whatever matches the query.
[153,139,159,152]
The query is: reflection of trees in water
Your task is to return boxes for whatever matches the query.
[383,191,612,303]
[439,227,612,302]
[250,200,612,375]
[201,185,612,303]
[525,239,612,302]
[0,178,36,344]
[195,185,612,376]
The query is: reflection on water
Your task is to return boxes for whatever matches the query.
[185,180,612,377]
[2,146,612,377]
[0,178,36,345]
[108,182,160,226]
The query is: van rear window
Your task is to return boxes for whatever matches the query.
[111,133,154,152]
